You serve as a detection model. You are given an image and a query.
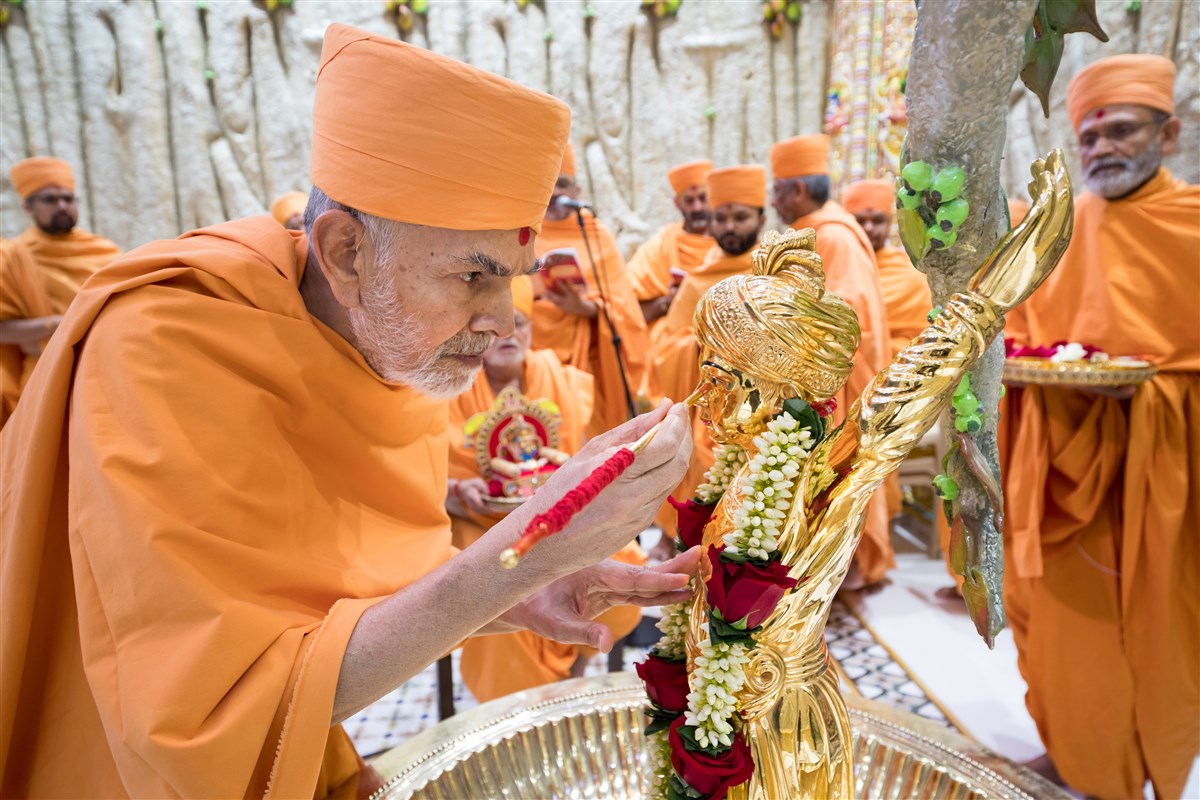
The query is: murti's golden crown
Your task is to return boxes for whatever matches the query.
[694,228,861,401]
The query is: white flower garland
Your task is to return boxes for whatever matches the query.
[684,627,751,749]
[653,599,691,661]
[647,718,674,797]
[694,443,746,505]
[684,411,815,753]
[723,416,814,561]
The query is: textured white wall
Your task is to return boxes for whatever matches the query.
[0,0,1195,255]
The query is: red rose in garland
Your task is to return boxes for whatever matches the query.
[635,653,690,713]
[669,495,717,550]
[668,717,754,800]
[704,546,797,629]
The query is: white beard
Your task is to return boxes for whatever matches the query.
[349,265,493,399]
[1084,143,1162,199]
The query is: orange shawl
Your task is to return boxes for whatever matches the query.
[791,203,894,583]
[1,217,453,798]
[0,226,120,425]
[532,213,649,438]
[627,221,714,302]
[874,245,933,359]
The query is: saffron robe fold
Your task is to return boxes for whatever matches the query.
[791,204,894,584]
[532,213,649,438]
[0,216,454,798]
[1006,169,1199,800]
[627,221,714,303]
[874,245,933,359]
[647,246,755,536]
[446,350,643,701]
[0,226,121,425]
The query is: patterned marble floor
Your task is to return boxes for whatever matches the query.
[347,595,955,760]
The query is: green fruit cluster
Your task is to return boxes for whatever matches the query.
[951,374,983,435]
[896,161,969,259]
[932,473,959,501]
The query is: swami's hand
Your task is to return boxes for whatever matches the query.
[502,549,701,652]
[501,399,692,577]
[545,280,599,319]
[971,149,1073,312]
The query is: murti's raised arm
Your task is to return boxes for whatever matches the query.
[784,150,1073,575]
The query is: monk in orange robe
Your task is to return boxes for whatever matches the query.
[447,277,646,701]
[627,159,714,334]
[0,26,699,798]
[771,135,893,589]
[532,142,650,438]
[271,190,309,230]
[1005,55,1198,799]
[0,157,120,426]
[647,165,767,546]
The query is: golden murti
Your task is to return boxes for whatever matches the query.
[682,151,1074,798]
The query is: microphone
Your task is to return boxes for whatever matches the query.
[555,196,593,212]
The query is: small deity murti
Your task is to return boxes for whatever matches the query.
[464,387,567,500]
[655,152,1073,799]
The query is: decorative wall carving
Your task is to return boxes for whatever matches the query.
[1,0,1195,255]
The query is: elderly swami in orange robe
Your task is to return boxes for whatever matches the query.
[1006,54,1198,800]
[628,159,715,331]
[0,25,700,798]
[447,277,646,701]
[770,135,894,589]
[0,157,120,426]
[533,142,650,438]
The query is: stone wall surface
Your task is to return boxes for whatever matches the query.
[1,0,1196,254]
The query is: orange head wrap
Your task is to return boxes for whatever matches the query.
[707,165,766,209]
[511,275,534,320]
[10,156,75,199]
[668,159,712,195]
[270,191,308,226]
[770,135,830,179]
[560,141,576,180]
[1067,54,1176,133]
[310,24,570,233]
[841,180,894,216]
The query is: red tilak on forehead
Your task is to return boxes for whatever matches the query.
[1095,109,1106,119]
[518,226,531,246]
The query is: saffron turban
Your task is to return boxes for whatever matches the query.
[1067,54,1176,133]
[270,191,308,226]
[512,274,534,320]
[707,165,766,209]
[668,160,712,195]
[10,156,74,198]
[560,141,576,179]
[310,23,570,233]
[694,228,860,402]
[842,180,894,215]
[770,135,830,179]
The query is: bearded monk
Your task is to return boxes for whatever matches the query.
[770,135,893,589]
[447,276,646,700]
[532,143,650,438]
[628,159,714,332]
[271,190,309,230]
[0,157,120,425]
[646,165,767,551]
[1005,54,1198,800]
[0,25,699,798]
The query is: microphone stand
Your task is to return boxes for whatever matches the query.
[571,206,637,422]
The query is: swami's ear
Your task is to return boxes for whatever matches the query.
[1159,115,1182,158]
[310,209,367,309]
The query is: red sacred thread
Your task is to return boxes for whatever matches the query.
[507,448,636,561]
